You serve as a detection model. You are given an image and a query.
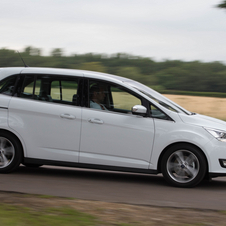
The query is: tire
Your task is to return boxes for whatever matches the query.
[0,132,22,173]
[161,144,207,188]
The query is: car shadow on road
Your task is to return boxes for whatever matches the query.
[16,165,167,186]
[15,165,226,189]
[199,177,226,189]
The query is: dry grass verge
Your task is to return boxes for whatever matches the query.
[1,191,226,226]
[165,94,226,120]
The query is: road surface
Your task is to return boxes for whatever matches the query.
[1,165,226,210]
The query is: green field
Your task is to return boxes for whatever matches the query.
[0,204,97,226]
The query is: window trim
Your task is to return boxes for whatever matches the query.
[86,78,146,115]
[0,74,19,96]
[149,102,174,121]
[86,78,174,120]
[16,73,83,107]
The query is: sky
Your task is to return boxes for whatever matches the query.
[1,0,226,63]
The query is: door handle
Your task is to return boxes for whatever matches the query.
[88,118,104,124]
[60,113,76,120]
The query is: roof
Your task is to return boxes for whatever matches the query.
[0,67,132,84]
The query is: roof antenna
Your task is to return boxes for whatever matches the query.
[17,51,29,67]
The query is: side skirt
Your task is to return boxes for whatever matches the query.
[23,157,158,175]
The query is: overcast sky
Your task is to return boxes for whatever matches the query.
[1,0,226,63]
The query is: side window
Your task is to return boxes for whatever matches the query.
[150,103,171,120]
[21,75,47,100]
[111,86,141,112]
[51,81,61,100]
[20,74,79,105]
[51,79,78,104]
[89,80,142,114]
[0,75,18,96]
[21,75,35,99]
[51,80,78,103]
[89,82,109,110]
[34,79,41,96]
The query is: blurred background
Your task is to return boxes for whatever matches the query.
[1,0,226,119]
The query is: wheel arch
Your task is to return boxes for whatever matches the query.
[0,129,24,160]
[157,142,209,174]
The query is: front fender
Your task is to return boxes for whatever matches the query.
[149,118,213,170]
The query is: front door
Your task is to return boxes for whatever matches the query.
[79,80,155,169]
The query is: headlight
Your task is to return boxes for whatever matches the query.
[204,127,226,142]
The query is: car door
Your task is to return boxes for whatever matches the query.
[8,73,82,162]
[79,79,155,169]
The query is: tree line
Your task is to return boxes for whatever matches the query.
[1,47,226,94]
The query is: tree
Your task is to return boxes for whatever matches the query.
[24,46,42,56]
[79,62,106,73]
[116,66,142,81]
[217,0,226,9]
[51,48,63,57]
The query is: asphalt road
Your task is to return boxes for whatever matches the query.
[1,165,226,210]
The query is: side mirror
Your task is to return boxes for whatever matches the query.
[131,105,147,116]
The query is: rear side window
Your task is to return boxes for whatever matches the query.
[51,80,78,103]
[0,75,17,96]
[20,74,80,106]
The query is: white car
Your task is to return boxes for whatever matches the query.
[0,67,226,187]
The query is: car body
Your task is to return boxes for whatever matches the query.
[0,67,226,187]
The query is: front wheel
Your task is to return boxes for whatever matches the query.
[161,144,207,187]
[0,132,22,173]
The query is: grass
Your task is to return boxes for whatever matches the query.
[0,204,98,226]
[1,193,226,226]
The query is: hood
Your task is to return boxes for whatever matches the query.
[179,113,226,131]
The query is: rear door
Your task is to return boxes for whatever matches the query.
[8,72,83,162]
[0,74,18,130]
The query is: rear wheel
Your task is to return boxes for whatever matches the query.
[161,144,207,187]
[0,132,22,173]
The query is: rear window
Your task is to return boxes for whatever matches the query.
[0,75,17,96]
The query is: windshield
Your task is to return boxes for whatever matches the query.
[124,80,191,115]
